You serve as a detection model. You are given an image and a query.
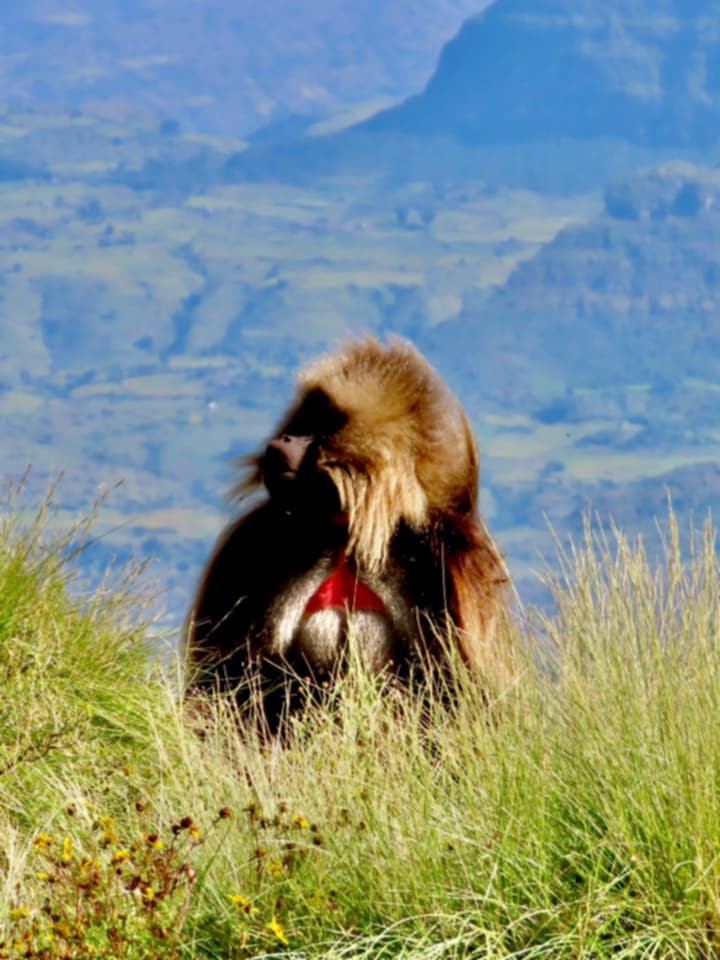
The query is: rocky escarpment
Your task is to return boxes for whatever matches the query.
[365,0,720,147]
[425,164,720,395]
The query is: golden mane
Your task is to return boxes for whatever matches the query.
[299,337,479,572]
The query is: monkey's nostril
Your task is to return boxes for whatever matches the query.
[263,446,296,494]
[264,443,289,469]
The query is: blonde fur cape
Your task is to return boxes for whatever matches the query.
[237,337,511,679]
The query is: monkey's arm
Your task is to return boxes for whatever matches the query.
[185,502,343,734]
[186,503,288,684]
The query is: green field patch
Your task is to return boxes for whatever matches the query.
[121,374,203,398]
[119,54,179,70]
[563,449,717,483]
[73,375,203,399]
[425,291,463,323]
[185,194,252,213]
[50,161,118,175]
[432,211,510,244]
[0,391,43,414]
[123,506,219,537]
[686,377,720,393]
[509,214,587,244]
[188,185,336,224]
[0,182,124,212]
[477,256,530,286]
[0,122,28,140]
[63,245,201,302]
[168,356,233,370]
[482,411,537,429]
[182,133,247,152]
[190,404,272,436]
[293,267,424,290]
[136,207,204,243]
[308,97,397,135]
[487,422,605,460]
[23,112,96,128]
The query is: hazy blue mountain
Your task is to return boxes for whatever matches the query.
[221,0,720,193]
[364,0,720,147]
[6,3,720,621]
[424,164,720,401]
[0,1,490,137]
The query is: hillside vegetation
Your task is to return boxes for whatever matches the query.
[3,497,720,958]
[8,100,720,620]
[435,164,720,390]
[7,4,720,626]
[0,0,491,137]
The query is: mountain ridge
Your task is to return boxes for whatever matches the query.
[0,1,491,137]
[423,163,720,399]
[364,0,720,147]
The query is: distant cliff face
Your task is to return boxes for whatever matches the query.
[424,165,720,396]
[0,1,491,137]
[365,0,720,147]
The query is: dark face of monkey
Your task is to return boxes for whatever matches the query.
[260,389,345,516]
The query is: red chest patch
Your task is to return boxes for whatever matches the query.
[303,551,386,616]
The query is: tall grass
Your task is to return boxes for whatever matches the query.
[2,498,720,958]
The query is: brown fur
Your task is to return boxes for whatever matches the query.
[188,337,511,728]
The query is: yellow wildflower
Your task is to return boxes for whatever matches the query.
[62,838,73,863]
[292,814,310,830]
[9,908,30,922]
[228,893,256,913]
[96,816,118,844]
[112,849,131,864]
[267,915,289,945]
[267,860,285,879]
[33,833,54,850]
[143,885,155,901]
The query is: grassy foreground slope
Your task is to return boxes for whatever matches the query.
[2,501,720,958]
